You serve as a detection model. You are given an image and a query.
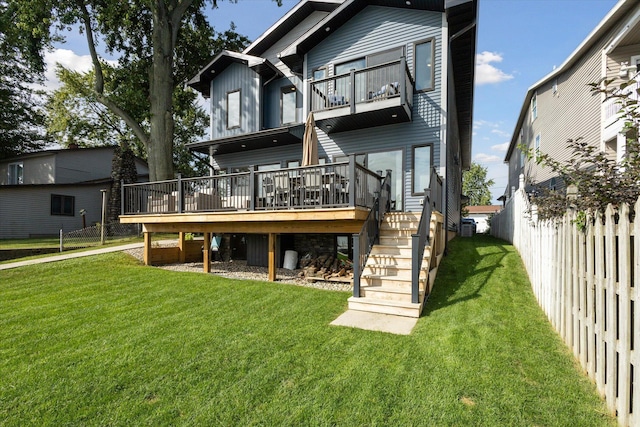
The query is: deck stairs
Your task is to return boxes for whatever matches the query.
[347,211,444,318]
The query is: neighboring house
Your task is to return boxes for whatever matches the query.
[503,0,640,199]
[121,0,477,317]
[465,205,501,233]
[0,146,149,239]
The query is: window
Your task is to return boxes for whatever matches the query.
[313,68,326,81]
[414,39,434,91]
[51,194,74,216]
[412,145,432,195]
[535,133,541,160]
[8,162,23,185]
[227,89,241,129]
[281,85,297,125]
[335,58,366,75]
[531,92,537,121]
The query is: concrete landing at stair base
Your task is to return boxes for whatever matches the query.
[331,310,418,335]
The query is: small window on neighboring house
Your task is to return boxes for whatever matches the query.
[549,177,557,191]
[8,162,23,184]
[227,89,241,129]
[412,145,432,195]
[535,133,541,160]
[414,39,434,91]
[51,194,74,216]
[281,85,297,125]
[531,92,538,121]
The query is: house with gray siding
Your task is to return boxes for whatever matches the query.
[0,147,148,239]
[503,0,640,200]
[121,0,477,317]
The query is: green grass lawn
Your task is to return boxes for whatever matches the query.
[0,235,614,426]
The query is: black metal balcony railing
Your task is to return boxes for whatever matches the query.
[310,58,414,114]
[121,155,383,215]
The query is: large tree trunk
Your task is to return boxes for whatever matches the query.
[149,0,177,181]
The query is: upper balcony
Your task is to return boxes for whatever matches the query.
[309,58,414,134]
[602,75,640,142]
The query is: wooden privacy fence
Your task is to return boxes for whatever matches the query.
[491,181,639,426]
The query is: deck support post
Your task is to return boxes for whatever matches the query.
[178,232,186,263]
[268,233,277,281]
[203,232,211,273]
[143,231,152,265]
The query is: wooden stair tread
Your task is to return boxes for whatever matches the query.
[361,285,424,295]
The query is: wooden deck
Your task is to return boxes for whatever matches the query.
[120,207,370,281]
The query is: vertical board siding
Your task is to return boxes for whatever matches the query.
[211,63,261,139]
[490,182,639,426]
[263,76,303,129]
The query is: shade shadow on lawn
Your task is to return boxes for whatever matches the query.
[0,243,616,427]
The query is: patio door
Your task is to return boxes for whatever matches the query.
[339,149,403,211]
[367,150,403,211]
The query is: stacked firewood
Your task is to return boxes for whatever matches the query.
[297,253,353,281]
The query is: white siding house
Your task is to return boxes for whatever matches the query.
[503,0,640,199]
[0,147,148,239]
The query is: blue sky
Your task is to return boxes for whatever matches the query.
[49,0,619,201]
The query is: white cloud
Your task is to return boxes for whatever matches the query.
[474,153,502,163]
[491,142,510,152]
[41,48,117,92]
[491,128,510,138]
[475,51,514,85]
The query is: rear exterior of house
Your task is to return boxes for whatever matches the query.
[121,0,476,317]
[0,147,148,239]
[186,0,475,231]
[503,0,640,199]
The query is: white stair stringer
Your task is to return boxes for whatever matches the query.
[348,212,444,318]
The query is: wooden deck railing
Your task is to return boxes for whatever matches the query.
[310,58,414,114]
[121,155,383,215]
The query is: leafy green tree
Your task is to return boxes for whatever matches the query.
[0,2,48,159]
[462,162,495,206]
[10,0,279,180]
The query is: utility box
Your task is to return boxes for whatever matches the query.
[460,223,474,237]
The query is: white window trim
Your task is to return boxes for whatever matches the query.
[531,92,538,122]
[8,162,23,185]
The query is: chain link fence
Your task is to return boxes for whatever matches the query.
[60,222,142,250]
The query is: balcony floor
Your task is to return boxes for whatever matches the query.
[120,207,370,234]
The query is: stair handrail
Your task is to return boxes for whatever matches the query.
[352,170,392,298]
[411,167,439,304]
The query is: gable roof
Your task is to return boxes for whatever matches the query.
[504,0,638,162]
[187,51,282,97]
